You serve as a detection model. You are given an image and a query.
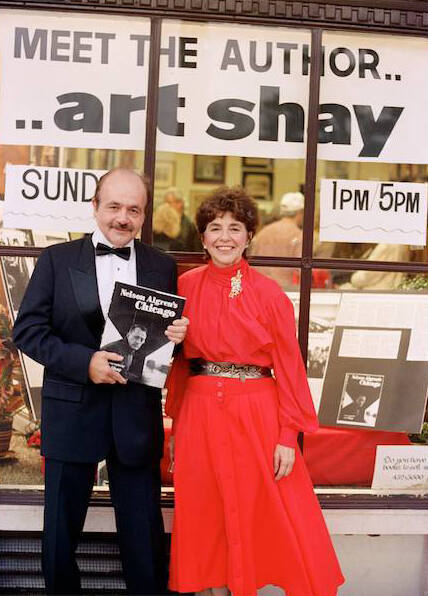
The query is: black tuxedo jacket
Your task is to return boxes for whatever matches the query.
[13,236,177,466]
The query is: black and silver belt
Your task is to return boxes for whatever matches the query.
[190,359,272,382]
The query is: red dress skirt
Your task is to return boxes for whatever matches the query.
[167,260,344,595]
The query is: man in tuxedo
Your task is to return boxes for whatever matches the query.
[13,168,188,595]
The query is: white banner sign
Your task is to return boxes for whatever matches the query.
[320,179,427,245]
[0,10,427,162]
[4,164,106,232]
[372,445,428,490]
[0,11,150,151]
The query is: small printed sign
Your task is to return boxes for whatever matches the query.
[320,179,427,245]
[371,445,428,490]
[4,164,105,232]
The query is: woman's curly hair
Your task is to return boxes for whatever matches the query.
[196,186,259,236]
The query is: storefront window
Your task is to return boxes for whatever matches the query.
[0,8,150,488]
[0,10,426,496]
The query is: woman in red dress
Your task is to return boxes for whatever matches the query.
[166,187,344,596]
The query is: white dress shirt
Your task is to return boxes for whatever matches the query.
[92,227,137,319]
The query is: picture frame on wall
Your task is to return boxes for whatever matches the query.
[154,160,175,188]
[242,157,273,169]
[193,155,225,184]
[242,172,273,201]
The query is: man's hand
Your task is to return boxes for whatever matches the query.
[88,351,127,385]
[165,316,189,344]
[273,444,295,481]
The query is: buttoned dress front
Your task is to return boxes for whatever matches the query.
[166,259,344,596]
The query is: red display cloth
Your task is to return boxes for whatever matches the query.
[303,426,411,486]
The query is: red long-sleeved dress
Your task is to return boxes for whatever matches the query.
[166,259,344,596]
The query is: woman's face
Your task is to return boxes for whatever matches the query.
[202,211,249,268]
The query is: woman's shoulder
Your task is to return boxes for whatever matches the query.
[248,266,286,299]
[178,264,208,290]
[248,266,295,316]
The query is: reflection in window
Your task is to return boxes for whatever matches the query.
[251,265,302,292]
[249,191,304,276]
[158,187,202,252]
[153,152,307,255]
[0,269,43,485]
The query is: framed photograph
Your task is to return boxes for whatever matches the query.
[154,161,175,188]
[242,172,273,201]
[193,155,225,184]
[242,157,273,169]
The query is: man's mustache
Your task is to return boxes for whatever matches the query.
[112,224,133,231]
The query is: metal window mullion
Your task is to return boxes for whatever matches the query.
[142,17,162,245]
[299,27,322,366]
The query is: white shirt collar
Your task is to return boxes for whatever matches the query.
[92,226,135,256]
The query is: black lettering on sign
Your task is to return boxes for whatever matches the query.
[221,40,245,71]
[14,26,115,63]
[130,34,150,66]
[206,99,255,140]
[21,169,99,202]
[15,28,47,60]
[276,43,298,75]
[55,92,104,132]
[354,106,404,157]
[249,41,272,73]
[318,104,351,146]
[158,85,186,137]
[379,184,420,213]
[22,168,41,199]
[110,95,146,134]
[259,86,304,143]
[179,37,197,68]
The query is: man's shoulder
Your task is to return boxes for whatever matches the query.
[44,236,87,253]
[37,236,87,264]
[136,240,176,269]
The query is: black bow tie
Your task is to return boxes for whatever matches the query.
[95,243,131,261]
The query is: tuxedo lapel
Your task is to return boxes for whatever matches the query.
[135,240,158,286]
[135,240,148,286]
[135,240,175,293]
[69,236,105,342]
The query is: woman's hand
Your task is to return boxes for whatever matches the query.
[168,435,175,473]
[165,317,189,344]
[273,444,295,481]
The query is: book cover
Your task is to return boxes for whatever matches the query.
[100,282,185,388]
[336,372,384,427]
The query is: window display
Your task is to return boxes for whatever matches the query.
[0,11,426,498]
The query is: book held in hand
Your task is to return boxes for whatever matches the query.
[100,282,186,388]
